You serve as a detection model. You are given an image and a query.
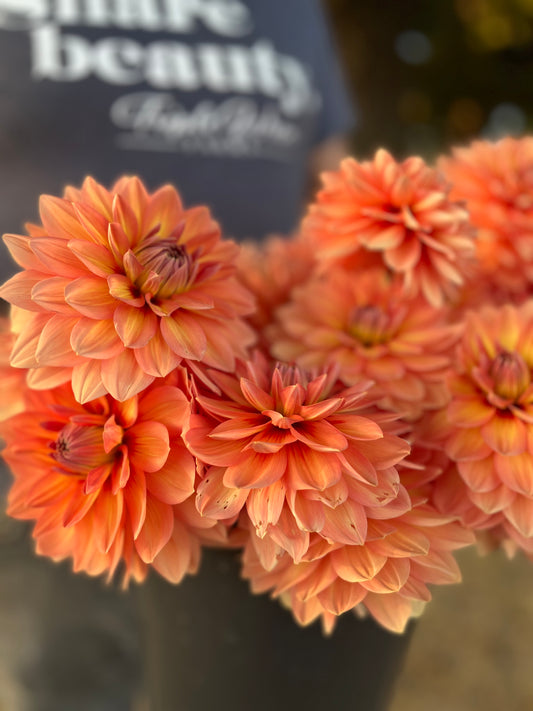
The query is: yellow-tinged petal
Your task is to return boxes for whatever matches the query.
[481,413,527,456]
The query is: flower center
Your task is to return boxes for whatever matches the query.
[135,237,194,298]
[350,305,391,346]
[489,350,530,402]
[50,422,113,476]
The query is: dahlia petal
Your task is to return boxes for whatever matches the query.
[0,271,47,311]
[91,489,125,554]
[144,184,183,235]
[107,273,145,307]
[84,464,112,494]
[286,447,342,491]
[160,313,207,360]
[68,239,117,277]
[447,397,495,428]
[360,557,410,593]
[409,549,462,585]
[469,485,516,514]
[10,313,49,368]
[268,508,310,562]
[126,421,170,472]
[139,386,190,433]
[31,277,77,315]
[363,592,414,634]
[223,449,287,489]
[338,448,378,485]
[240,378,275,411]
[196,466,248,519]
[493,452,533,496]
[72,202,110,245]
[30,236,86,278]
[70,318,123,359]
[458,457,500,493]
[247,479,286,535]
[291,420,348,453]
[100,349,155,401]
[78,176,113,218]
[124,469,147,539]
[113,303,158,349]
[249,427,296,453]
[65,276,116,318]
[481,414,527,456]
[209,415,268,441]
[321,500,367,546]
[317,579,366,616]
[147,446,196,504]
[504,496,533,538]
[299,398,344,420]
[329,415,384,441]
[134,330,181,377]
[27,366,72,391]
[25,475,72,508]
[356,435,410,469]
[71,360,107,403]
[446,427,492,461]
[39,195,88,241]
[186,415,244,466]
[384,236,422,272]
[369,527,430,557]
[134,497,174,563]
[112,194,139,245]
[331,544,387,583]
[2,233,44,270]
[288,493,326,532]
[36,315,80,366]
[151,518,196,584]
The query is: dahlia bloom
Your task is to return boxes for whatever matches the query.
[186,356,411,563]
[0,176,255,402]
[303,149,476,306]
[241,503,473,634]
[1,376,225,585]
[443,302,533,543]
[270,268,458,418]
[440,137,533,297]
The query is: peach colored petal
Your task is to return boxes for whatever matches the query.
[100,350,154,401]
[70,318,123,359]
[134,497,174,563]
[65,276,116,318]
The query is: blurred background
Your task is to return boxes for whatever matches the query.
[325,1,533,709]
[329,0,533,157]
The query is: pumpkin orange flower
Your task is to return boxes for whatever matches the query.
[0,176,255,402]
[186,355,411,563]
[270,268,458,418]
[441,137,533,298]
[1,375,225,585]
[303,149,476,306]
[442,302,533,543]
[241,503,473,634]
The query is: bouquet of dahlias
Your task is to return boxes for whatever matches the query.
[1,137,533,637]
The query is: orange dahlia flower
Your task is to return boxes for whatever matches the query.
[440,137,533,297]
[1,377,225,585]
[303,149,476,306]
[270,269,458,418]
[443,302,533,542]
[186,356,411,563]
[241,504,473,634]
[0,176,255,402]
